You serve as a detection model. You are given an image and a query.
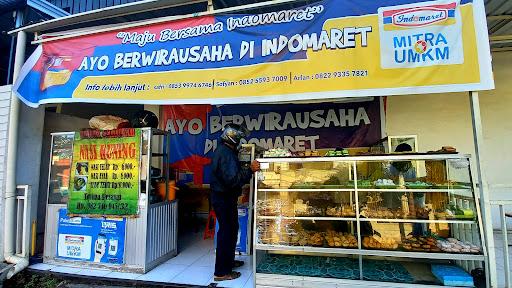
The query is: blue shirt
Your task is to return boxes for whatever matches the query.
[388,164,416,180]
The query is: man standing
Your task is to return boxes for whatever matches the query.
[211,124,260,281]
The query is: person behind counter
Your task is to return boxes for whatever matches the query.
[388,143,425,236]
[211,123,260,281]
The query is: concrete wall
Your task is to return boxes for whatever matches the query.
[0,87,42,262]
[386,51,512,227]
[478,52,512,200]
[15,102,46,255]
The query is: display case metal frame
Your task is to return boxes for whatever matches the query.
[252,154,488,287]
[43,128,177,273]
[238,143,256,255]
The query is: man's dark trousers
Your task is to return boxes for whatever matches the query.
[214,199,239,276]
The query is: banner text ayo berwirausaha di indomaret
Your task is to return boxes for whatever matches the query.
[163,100,381,185]
[68,129,141,217]
[13,0,493,107]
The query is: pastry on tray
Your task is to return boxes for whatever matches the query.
[363,236,398,250]
[437,238,482,254]
[325,231,357,248]
[402,235,441,253]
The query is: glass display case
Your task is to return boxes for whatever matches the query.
[253,154,487,287]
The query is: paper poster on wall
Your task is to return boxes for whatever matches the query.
[57,209,126,264]
[67,128,141,216]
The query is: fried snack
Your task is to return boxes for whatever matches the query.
[325,231,357,248]
[363,236,398,250]
[326,207,343,217]
[307,232,324,246]
[342,204,356,217]
[402,235,441,252]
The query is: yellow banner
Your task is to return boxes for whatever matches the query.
[14,0,493,107]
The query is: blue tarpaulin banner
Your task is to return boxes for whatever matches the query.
[163,99,382,184]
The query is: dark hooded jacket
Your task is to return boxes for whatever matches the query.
[210,142,252,205]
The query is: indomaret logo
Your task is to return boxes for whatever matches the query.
[64,235,85,245]
[383,3,456,30]
[379,1,463,69]
[393,8,447,27]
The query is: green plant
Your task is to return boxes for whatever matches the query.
[6,273,62,288]
[40,275,60,288]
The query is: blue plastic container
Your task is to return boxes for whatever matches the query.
[431,265,474,287]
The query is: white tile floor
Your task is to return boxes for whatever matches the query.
[30,232,254,288]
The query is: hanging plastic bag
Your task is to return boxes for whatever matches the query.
[89,115,130,130]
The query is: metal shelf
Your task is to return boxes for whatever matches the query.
[255,244,485,261]
[257,188,472,193]
[258,216,357,221]
[257,216,475,224]
[255,273,455,288]
[258,188,355,192]
[257,154,471,163]
[359,249,485,261]
[255,244,357,254]
[359,218,476,224]
[256,244,305,252]
[356,188,472,193]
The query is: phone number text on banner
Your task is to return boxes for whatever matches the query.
[14,0,493,107]
[68,129,141,217]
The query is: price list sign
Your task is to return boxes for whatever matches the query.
[68,128,141,216]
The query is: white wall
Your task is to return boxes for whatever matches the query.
[386,91,475,156]
[0,85,12,262]
[386,51,512,227]
[478,52,512,199]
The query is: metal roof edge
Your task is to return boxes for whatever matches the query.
[27,0,70,19]
[8,0,206,34]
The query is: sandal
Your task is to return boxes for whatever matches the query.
[234,260,244,268]
[214,271,241,281]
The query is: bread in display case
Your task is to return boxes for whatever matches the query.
[253,154,487,287]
